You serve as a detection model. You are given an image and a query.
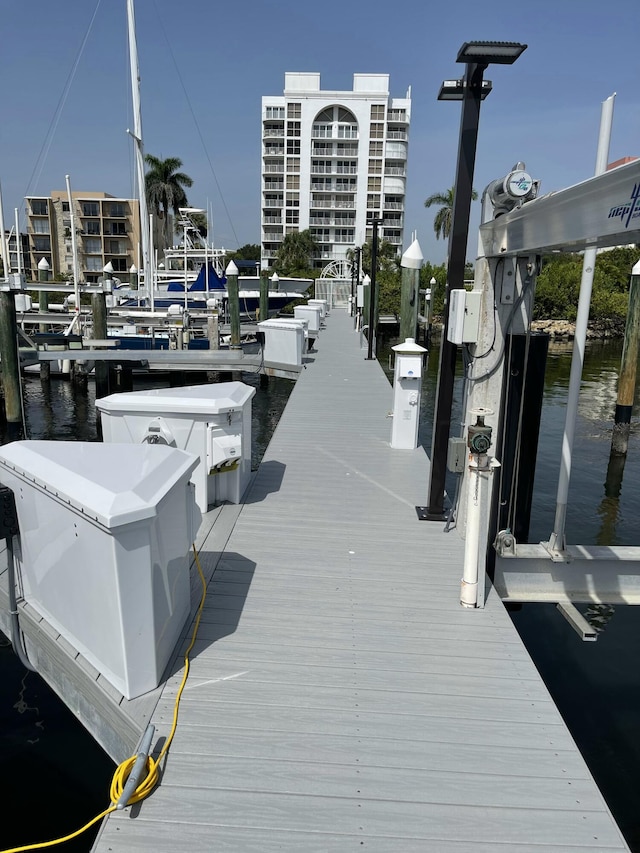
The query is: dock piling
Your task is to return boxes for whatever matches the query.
[611,260,640,456]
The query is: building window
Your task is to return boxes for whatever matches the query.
[337,125,358,139]
[62,202,70,212]
[286,157,300,172]
[84,238,101,254]
[286,140,301,155]
[265,106,285,119]
[33,236,51,252]
[32,219,50,234]
[85,256,102,272]
[286,121,301,137]
[369,123,384,139]
[334,229,354,243]
[82,202,99,217]
[109,203,126,217]
[84,220,101,235]
[286,174,300,190]
[367,176,382,192]
[370,104,385,120]
[31,200,48,216]
[369,141,383,157]
[368,159,382,175]
[286,192,299,207]
[312,123,333,138]
[285,210,299,224]
[287,102,301,119]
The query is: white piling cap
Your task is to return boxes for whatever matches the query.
[392,337,427,354]
[37,257,50,270]
[401,239,424,270]
[225,260,239,276]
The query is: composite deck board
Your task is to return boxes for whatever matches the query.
[89,308,627,850]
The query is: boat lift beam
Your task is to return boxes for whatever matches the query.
[494,544,640,606]
[479,158,640,258]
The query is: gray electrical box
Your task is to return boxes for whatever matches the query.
[447,436,467,473]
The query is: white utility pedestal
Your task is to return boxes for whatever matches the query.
[390,338,427,449]
[258,318,306,364]
[0,440,200,699]
[96,382,255,514]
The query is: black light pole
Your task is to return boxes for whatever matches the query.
[423,41,526,520]
[366,218,382,360]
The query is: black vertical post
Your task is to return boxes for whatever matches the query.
[366,219,381,360]
[425,62,486,519]
[354,246,361,328]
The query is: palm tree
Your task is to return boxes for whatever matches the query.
[424,186,478,240]
[274,230,319,275]
[144,155,194,252]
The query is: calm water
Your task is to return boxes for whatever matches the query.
[3,340,640,850]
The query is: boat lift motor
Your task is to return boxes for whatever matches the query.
[484,162,538,218]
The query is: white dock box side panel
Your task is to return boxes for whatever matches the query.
[0,441,201,700]
[294,304,321,336]
[258,319,305,364]
[96,382,256,514]
[307,298,328,318]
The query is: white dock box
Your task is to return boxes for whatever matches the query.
[96,382,255,514]
[259,318,306,364]
[0,440,201,700]
[294,304,321,336]
[307,298,328,318]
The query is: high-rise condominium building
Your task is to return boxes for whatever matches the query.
[261,72,411,271]
[24,191,140,283]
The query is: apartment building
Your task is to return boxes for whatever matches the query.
[261,72,411,271]
[24,191,140,283]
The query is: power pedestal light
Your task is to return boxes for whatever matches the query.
[390,338,427,449]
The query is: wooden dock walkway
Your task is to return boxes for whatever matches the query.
[1,305,629,850]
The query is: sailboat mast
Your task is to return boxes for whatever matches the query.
[127,0,150,291]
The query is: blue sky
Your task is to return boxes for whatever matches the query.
[1,0,638,264]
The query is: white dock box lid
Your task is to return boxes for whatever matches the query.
[95,381,255,418]
[0,440,199,529]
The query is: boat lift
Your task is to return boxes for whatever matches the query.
[454,152,640,623]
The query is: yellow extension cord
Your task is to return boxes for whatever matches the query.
[1,544,208,853]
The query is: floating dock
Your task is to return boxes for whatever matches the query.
[1,308,630,851]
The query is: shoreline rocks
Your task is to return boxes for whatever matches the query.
[531,317,626,340]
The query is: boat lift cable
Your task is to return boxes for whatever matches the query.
[22,0,102,202]
[150,0,240,248]
[0,544,209,853]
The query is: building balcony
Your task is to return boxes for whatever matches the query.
[383,201,404,210]
[387,110,408,122]
[263,128,285,138]
[264,164,285,173]
[262,215,282,224]
[263,199,283,208]
[264,146,284,156]
[311,181,356,193]
[264,182,284,191]
[386,130,407,141]
[384,167,406,177]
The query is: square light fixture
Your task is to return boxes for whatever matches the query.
[437,79,493,101]
[456,41,527,65]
